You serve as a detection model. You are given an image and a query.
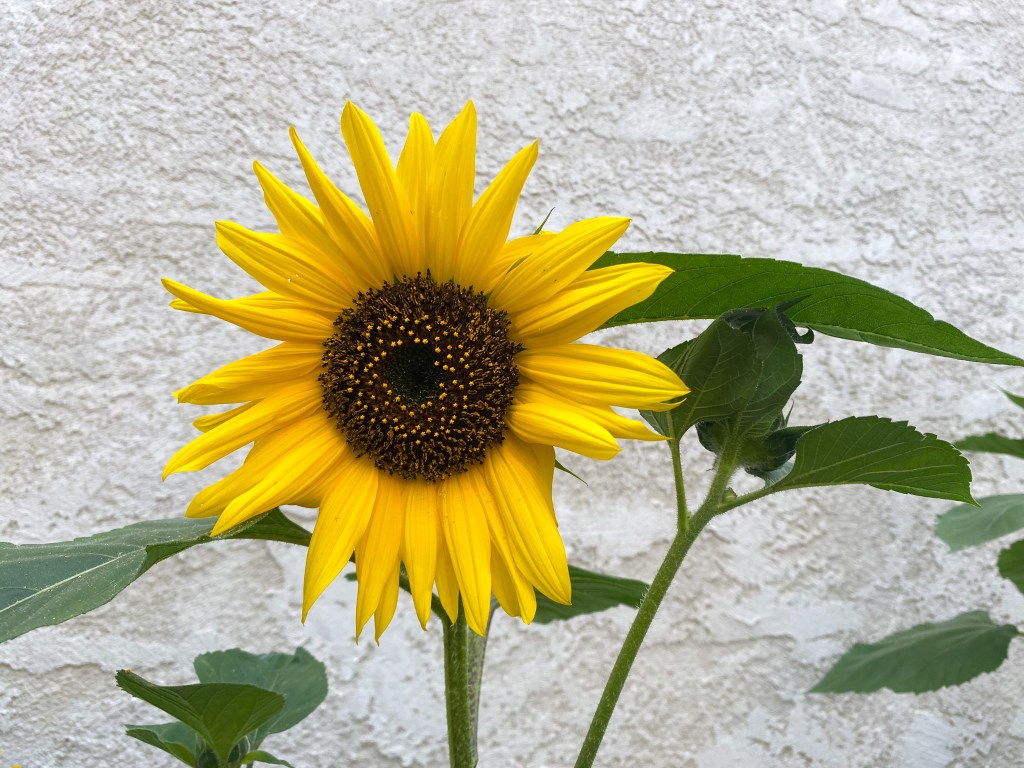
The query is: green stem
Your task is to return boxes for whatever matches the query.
[669,429,688,530]
[444,605,476,768]
[573,444,738,768]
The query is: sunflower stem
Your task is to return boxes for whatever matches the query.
[573,443,739,768]
[444,604,477,768]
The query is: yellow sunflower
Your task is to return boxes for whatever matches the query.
[164,102,688,640]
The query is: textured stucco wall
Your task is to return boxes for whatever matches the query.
[2,1,1024,766]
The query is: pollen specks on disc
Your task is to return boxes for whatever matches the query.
[320,273,520,481]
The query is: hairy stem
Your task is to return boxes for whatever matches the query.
[444,605,476,768]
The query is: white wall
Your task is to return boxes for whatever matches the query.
[2,1,1023,765]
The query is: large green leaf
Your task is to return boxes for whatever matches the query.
[0,510,311,644]
[998,540,1024,595]
[769,416,973,502]
[193,648,326,745]
[533,565,648,624]
[812,611,1018,693]
[954,432,1024,461]
[596,253,1023,366]
[117,671,284,767]
[125,721,199,766]
[936,494,1024,551]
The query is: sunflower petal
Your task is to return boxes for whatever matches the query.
[341,102,420,277]
[176,342,321,405]
[403,482,440,629]
[428,101,476,282]
[373,566,401,643]
[397,113,435,261]
[215,221,353,310]
[517,343,688,410]
[440,468,492,635]
[164,381,321,477]
[191,402,256,433]
[488,217,630,313]
[434,534,460,623]
[355,474,407,639]
[162,279,334,343]
[514,383,666,443]
[483,439,570,604]
[289,127,390,287]
[511,263,673,347]
[506,401,620,460]
[457,141,537,284]
[252,160,345,263]
[302,460,379,620]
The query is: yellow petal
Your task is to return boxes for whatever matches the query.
[396,113,435,262]
[252,160,350,270]
[302,459,379,620]
[517,343,688,410]
[192,402,256,433]
[213,415,349,535]
[477,231,555,294]
[511,263,674,347]
[373,566,402,643]
[457,141,537,286]
[341,102,421,277]
[176,342,321,405]
[163,380,321,477]
[488,217,629,314]
[514,383,666,443]
[483,438,570,604]
[289,127,390,287]
[355,474,406,639]
[427,101,476,282]
[162,279,334,343]
[505,400,620,460]
[403,482,440,629]
[434,533,460,623]
[215,221,353,310]
[440,468,492,635]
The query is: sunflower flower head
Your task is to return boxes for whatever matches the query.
[164,102,689,640]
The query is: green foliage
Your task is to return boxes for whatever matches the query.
[812,612,1018,693]
[998,540,1024,595]
[119,648,323,767]
[117,671,284,767]
[533,566,648,624]
[771,417,974,502]
[953,432,1024,460]
[0,510,310,644]
[936,494,1024,550]
[597,252,1023,366]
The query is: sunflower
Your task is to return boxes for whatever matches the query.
[164,102,688,639]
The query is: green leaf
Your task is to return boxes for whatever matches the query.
[770,416,974,502]
[998,540,1024,594]
[533,565,648,624]
[596,253,1023,366]
[1005,391,1024,409]
[116,671,284,767]
[0,510,311,644]
[238,751,295,767]
[936,494,1024,551]
[954,432,1024,461]
[812,611,1018,693]
[193,648,327,746]
[125,721,199,766]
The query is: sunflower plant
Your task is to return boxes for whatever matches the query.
[1,102,1021,768]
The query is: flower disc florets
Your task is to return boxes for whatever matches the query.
[321,273,521,481]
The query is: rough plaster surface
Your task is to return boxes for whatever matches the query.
[2,1,1023,766]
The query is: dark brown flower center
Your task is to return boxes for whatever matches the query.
[320,273,520,481]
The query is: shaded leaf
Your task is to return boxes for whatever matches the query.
[597,252,1023,366]
[238,750,295,767]
[533,565,648,624]
[116,670,283,767]
[125,721,199,766]
[954,432,1024,461]
[770,417,973,502]
[936,495,1024,551]
[1006,391,1024,409]
[193,648,326,745]
[0,510,310,643]
[812,611,1018,693]
[998,539,1024,595]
